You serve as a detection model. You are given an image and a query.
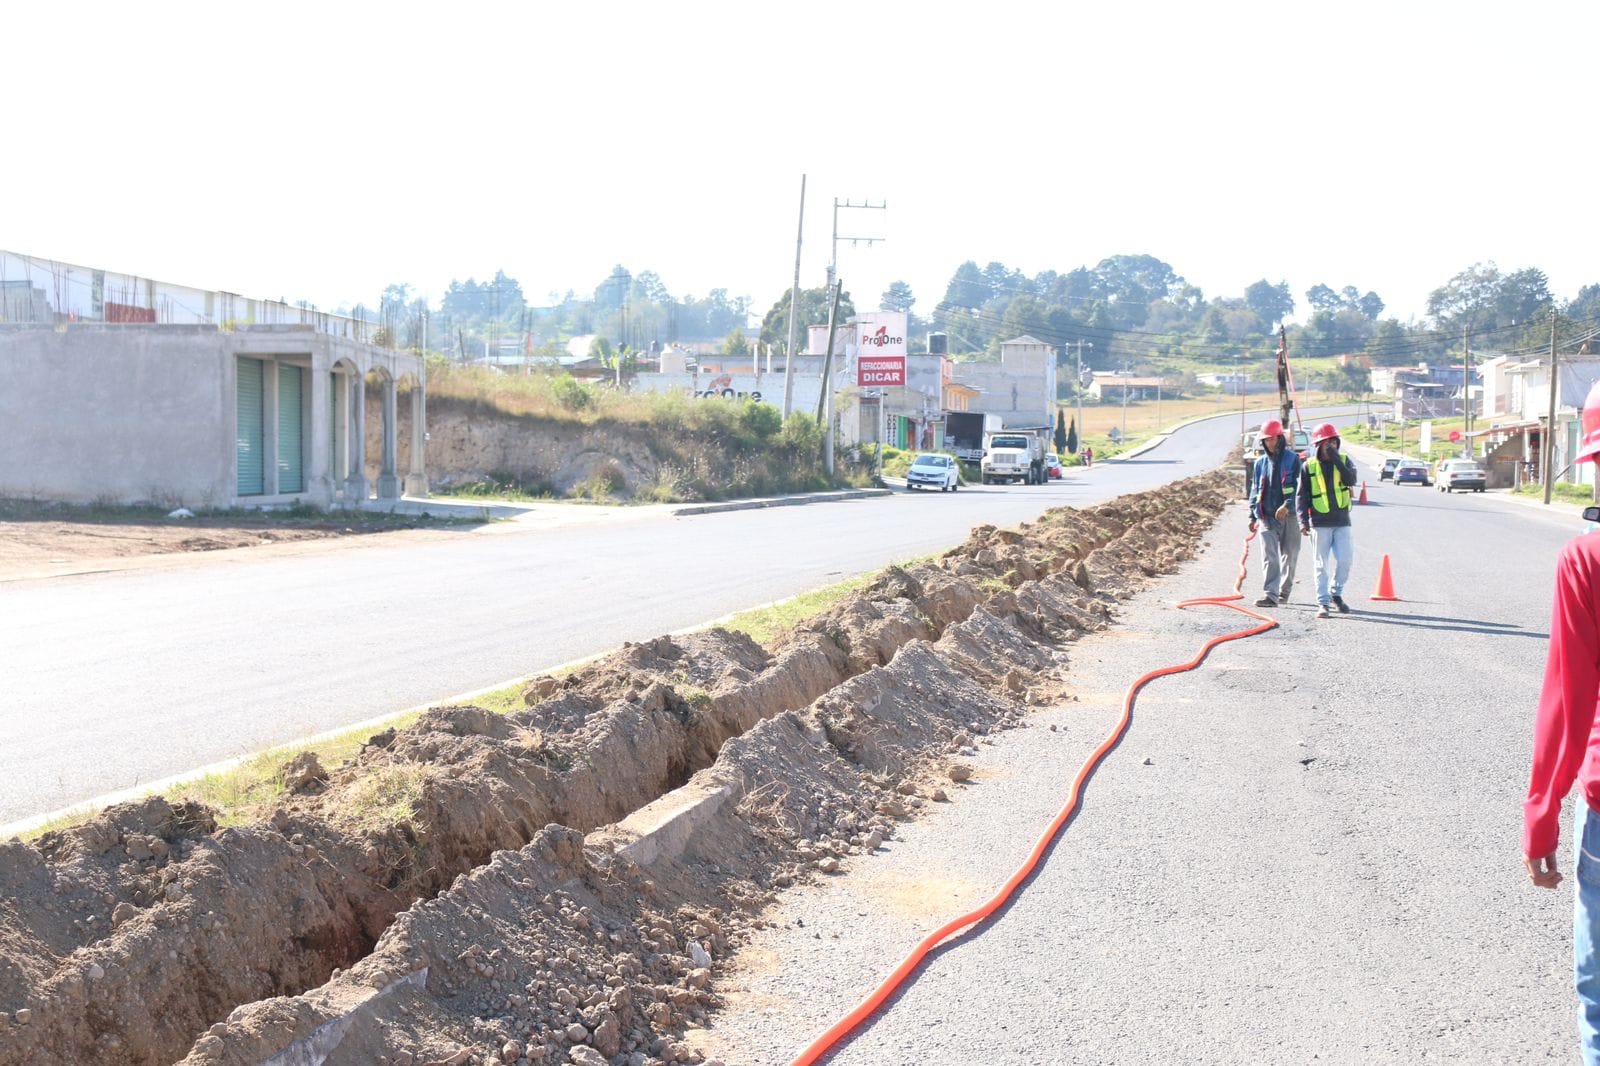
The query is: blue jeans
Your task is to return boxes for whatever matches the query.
[1310,524,1353,605]
[1576,799,1600,1063]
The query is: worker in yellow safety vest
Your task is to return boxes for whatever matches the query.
[1296,422,1358,619]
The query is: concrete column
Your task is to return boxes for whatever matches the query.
[305,364,334,510]
[345,370,369,502]
[404,376,429,497]
[376,377,402,499]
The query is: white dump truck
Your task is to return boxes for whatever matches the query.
[980,427,1048,485]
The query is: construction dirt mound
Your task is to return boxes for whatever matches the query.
[0,471,1235,1066]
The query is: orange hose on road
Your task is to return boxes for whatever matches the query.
[789,532,1271,1066]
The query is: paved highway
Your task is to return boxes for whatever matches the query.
[0,407,1347,826]
[705,456,1578,1064]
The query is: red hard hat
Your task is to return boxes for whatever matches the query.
[1311,422,1340,445]
[1260,419,1284,438]
[1578,381,1600,463]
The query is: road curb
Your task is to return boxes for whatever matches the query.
[672,488,892,516]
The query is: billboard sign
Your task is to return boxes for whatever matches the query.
[856,312,907,356]
[855,311,907,385]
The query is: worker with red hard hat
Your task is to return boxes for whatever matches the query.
[1524,380,1600,1061]
[1247,418,1303,607]
[1295,421,1358,618]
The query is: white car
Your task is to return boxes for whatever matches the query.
[1438,459,1487,493]
[906,452,960,492]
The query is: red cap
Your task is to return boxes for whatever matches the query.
[1311,422,1340,445]
[1260,419,1284,438]
[1578,381,1600,463]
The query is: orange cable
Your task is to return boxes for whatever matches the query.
[789,531,1272,1066]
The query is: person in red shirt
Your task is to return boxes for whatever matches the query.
[1524,380,1600,1063]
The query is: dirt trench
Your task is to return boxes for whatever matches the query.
[0,471,1235,1066]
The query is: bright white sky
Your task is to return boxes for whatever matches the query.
[7,1,1596,329]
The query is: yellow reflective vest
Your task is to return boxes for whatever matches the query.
[1306,453,1353,513]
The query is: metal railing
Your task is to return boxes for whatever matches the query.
[0,249,389,345]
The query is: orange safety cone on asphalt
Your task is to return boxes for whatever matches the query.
[1370,553,1400,601]
[1358,481,1369,504]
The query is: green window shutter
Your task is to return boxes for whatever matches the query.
[236,357,264,496]
[277,364,305,493]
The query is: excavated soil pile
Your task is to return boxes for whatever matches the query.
[0,471,1233,1066]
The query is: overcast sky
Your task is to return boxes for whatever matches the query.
[7,1,1595,328]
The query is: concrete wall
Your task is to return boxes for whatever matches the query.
[0,325,235,506]
[0,324,424,509]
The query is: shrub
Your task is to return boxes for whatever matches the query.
[550,374,593,412]
[780,411,824,454]
[739,400,784,440]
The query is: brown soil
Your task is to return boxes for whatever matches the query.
[0,471,1236,1066]
[0,501,461,582]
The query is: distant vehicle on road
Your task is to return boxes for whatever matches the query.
[906,452,959,492]
[1045,453,1063,480]
[1380,457,1401,481]
[1438,459,1487,493]
[945,412,1000,463]
[1394,459,1431,486]
[1245,426,1314,459]
[981,430,1047,485]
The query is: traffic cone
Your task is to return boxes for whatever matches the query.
[1370,553,1400,601]
[1358,481,1369,504]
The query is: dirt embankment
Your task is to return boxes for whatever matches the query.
[0,472,1234,1066]
[396,395,830,501]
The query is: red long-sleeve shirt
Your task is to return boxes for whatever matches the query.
[1524,532,1600,859]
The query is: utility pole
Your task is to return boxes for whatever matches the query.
[782,175,806,418]
[1462,324,1472,458]
[1544,308,1560,505]
[1239,348,1249,435]
[1119,361,1132,440]
[827,198,887,291]
[815,281,842,477]
[1074,340,1091,452]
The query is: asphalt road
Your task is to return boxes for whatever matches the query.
[703,459,1579,1065]
[0,406,1349,827]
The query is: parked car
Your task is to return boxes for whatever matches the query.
[1045,452,1063,480]
[1380,457,1401,481]
[1437,458,1487,493]
[1394,459,1430,486]
[906,452,959,492]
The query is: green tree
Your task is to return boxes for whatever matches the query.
[1331,360,1369,397]
[942,261,989,311]
[1066,417,1079,455]
[880,280,915,313]
[1243,279,1294,328]
[1054,408,1068,453]
[1366,318,1415,366]
[1306,284,1343,314]
[758,287,856,350]
[998,295,1049,341]
[721,328,750,358]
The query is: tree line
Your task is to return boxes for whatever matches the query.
[357,254,1600,381]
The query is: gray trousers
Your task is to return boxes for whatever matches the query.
[1260,515,1302,600]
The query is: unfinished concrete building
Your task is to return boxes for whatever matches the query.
[0,251,427,509]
